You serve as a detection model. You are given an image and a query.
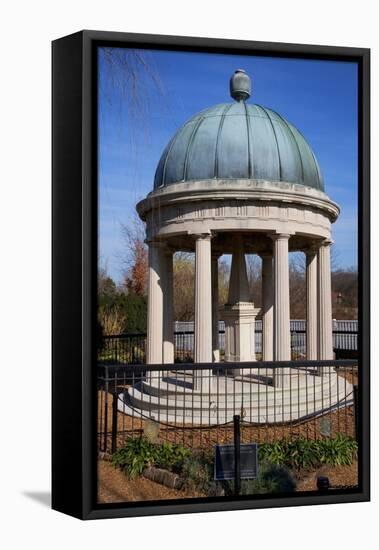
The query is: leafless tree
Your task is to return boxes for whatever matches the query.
[100,47,165,145]
[246,254,262,306]
[218,258,230,306]
[120,214,148,296]
[173,252,195,321]
[98,305,126,336]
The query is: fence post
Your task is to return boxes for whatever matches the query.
[353,384,358,440]
[111,392,118,454]
[103,373,109,453]
[234,415,241,496]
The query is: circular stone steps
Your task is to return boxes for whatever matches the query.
[118,370,353,425]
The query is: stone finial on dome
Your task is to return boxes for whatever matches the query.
[230,69,251,102]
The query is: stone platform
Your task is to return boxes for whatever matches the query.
[118,369,353,425]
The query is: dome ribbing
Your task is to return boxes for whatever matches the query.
[154,101,323,191]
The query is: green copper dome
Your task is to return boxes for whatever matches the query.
[154,71,324,191]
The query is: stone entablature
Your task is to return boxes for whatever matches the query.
[137,180,339,245]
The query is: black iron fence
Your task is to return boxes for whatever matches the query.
[99,333,147,365]
[97,359,358,455]
[99,325,358,366]
[290,329,358,358]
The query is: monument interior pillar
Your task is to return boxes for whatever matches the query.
[221,234,259,376]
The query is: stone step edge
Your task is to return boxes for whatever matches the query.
[118,399,353,425]
[126,381,352,410]
[122,387,352,415]
[142,375,344,398]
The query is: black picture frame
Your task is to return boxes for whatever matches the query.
[52,30,370,520]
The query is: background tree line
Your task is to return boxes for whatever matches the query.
[98,223,358,336]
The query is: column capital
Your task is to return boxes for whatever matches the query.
[304,243,319,257]
[304,238,333,256]
[145,238,165,248]
[189,230,213,242]
[319,238,334,248]
[270,232,292,241]
[146,239,175,255]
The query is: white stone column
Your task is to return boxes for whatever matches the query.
[146,242,164,367]
[306,248,318,360]
[261,253,274,361]
[162,249,174,365]
[318,240,333,371]
[272,234,291,387]
[211,252,220,362]
[194,234,213,392]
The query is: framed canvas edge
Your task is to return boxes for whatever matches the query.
[52,31,86,520]
[52,30,370,521]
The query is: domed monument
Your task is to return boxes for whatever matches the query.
[121,70,351,424]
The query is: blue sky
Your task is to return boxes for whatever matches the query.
[98,47,358,283]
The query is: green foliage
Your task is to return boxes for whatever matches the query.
[315,433,358,466]
[154,441,190,472]
[112,437,190,479]
[284,438,319,470]
[112,434,357,494]
[180,452,214,494]
[98,268,147,335]
[254,462,296,494]
[178,452,296,496]
[98,275,118,306]
[118,294,147,333]
[258,440,287,466]
[222,461,296,496]
[96,320,104,351]
[259,434,358,470]
[112,437,155,478]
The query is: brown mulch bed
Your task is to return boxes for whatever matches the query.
[97,459,202,503]
[295,461,358,492]
[97,458,358,504]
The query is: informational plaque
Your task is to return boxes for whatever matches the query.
[214,443,258,481]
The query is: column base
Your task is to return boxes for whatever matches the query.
[221,301,260,377]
